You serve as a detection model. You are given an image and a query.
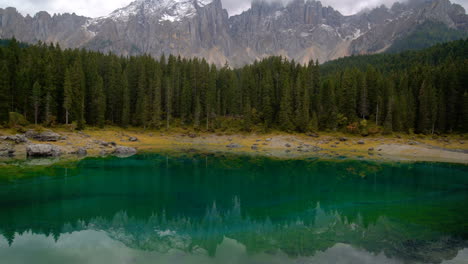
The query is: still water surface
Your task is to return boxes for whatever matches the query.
[0,154,467,264]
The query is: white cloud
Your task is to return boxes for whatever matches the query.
[0,0,467,17]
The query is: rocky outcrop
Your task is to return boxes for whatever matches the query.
[0,134,28,144]
[0,0,466,66]
[25,130,63,142]
[26,144,62,157]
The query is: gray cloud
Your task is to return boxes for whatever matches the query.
[0,0,467,17]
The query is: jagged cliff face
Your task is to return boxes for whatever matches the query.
[0,0,467,66]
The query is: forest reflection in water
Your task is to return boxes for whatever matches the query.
[0,153,467,263]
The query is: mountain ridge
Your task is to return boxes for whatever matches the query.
[0,0,467,66]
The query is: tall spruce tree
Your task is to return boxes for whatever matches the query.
[0,62,10,123]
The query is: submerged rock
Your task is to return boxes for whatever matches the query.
[113,146,137,157]
[129,137,139,142]
[27,144,62,157]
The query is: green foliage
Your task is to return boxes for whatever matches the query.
[387,22,468,54]
[8,112,28,127]
[0,38,466,134]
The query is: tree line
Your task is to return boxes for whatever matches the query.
[0,38,467,134]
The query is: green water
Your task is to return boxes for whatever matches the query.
[0,154,467,264]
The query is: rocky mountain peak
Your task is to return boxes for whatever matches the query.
[0,0,466,66]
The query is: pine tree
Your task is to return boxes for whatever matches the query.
[95,76,106,128]
[358,73,369,119]
[151,67,162,128]
[32,81,41,125]
[319,79,337,130]
[261,70,274,129]
[418,79,438,134]
[70,59,86,130]
[205,66,217,130]
[0,62,10,123]
[63,69,72,125]
[243,96,252,131]
[135,67,149,128]
[278,67,294,131]
[121,70,130,127]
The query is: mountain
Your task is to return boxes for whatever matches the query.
[0,0,467,66]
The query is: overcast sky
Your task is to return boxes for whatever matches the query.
[0,0,467,17]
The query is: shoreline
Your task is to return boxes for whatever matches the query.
[0,128,467,165]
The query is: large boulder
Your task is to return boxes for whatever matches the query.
[26,144,62,157]
[113,146,137,157]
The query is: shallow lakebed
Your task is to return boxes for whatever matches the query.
[0,153,467,264]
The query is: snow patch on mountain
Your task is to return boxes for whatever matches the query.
[95,0,214,23]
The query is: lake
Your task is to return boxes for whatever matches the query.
[0,153,467,264]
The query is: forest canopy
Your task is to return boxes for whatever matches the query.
[0,38,467,134]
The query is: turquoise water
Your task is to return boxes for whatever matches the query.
[0,154,467,264]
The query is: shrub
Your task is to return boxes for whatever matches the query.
[8,112,28,127]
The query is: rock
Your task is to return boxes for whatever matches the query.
[94,140,115,147]
[0,134,28,144]
[357,140,365,145]
[460,141,465,145]
[339,137,348,142]
[37,131,62,141]
[368,147,374,152]
[77,131,91,138]
[26,144,62,157]
[251,145,259,150]
[285,143,291,148]
[113,146,137,157]
[0,147,15,157]
[265,138,272,142]
[310,146,322,152]
[25,130,39,138]
[26,130,62,142]
[307,133,320,138]
[188,133,197,138]
[71,147,87,156]
[226,143,242,148]
[128,137,138,142]
[408,141,419,145]
[330,145,337,148]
